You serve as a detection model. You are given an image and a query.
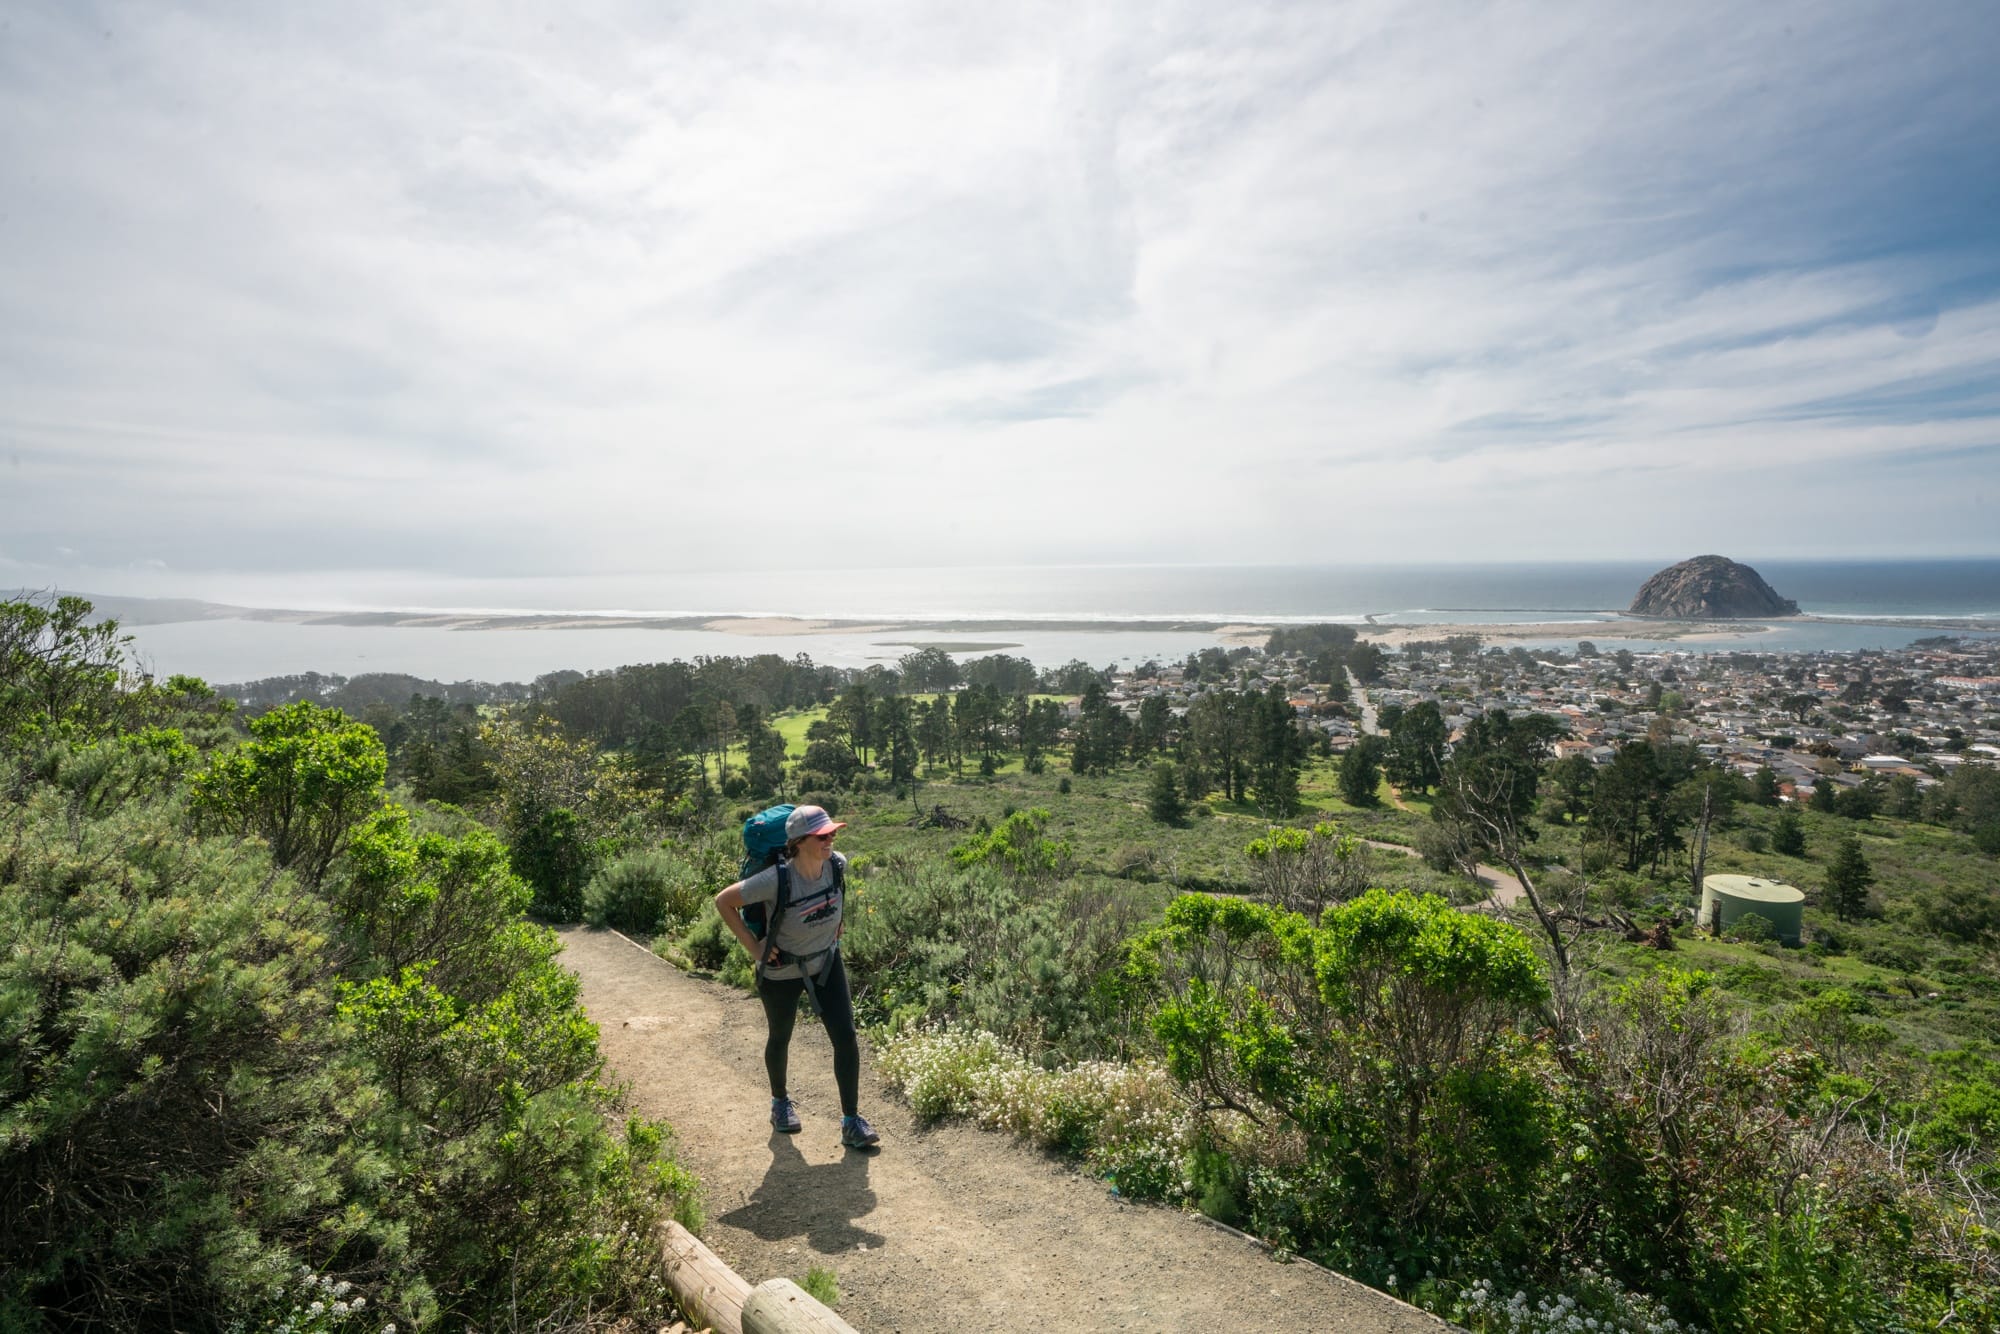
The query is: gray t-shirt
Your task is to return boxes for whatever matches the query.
[738,851,845,980]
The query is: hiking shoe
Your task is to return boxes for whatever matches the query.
[840,1114,880,1149]
[771,1097,801,1134]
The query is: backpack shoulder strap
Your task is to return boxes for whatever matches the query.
[766,860,792,940]
[831,853,845,898]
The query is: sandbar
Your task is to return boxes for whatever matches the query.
[701,616,896,636]
[1355,619,1764,648]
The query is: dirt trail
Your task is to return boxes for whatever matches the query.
[560,926,1451,1334]
[1362,840,1526,908]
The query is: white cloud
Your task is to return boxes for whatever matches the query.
[1,0,1995,602]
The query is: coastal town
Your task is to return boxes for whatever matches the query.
[1103,633,2000,799]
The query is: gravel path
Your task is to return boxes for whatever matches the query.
[559,925,1453,1334]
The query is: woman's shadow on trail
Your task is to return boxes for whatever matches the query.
[717,1133,887,1255]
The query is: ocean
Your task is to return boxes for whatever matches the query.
[105,559,2000,685]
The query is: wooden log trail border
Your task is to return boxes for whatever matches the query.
[664,1220,861,1334]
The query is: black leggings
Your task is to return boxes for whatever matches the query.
[757,951,860,1117]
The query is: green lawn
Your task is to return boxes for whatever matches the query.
[770,707,828,761]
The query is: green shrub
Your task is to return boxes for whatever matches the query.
[586,849,706,934]
[1859,938,1929,973]
[1726,911,1777,943]
[510,805,597,920]
[0,594,132,742]
[1189,1140,1249,1227]
[189,699,386,886]
[950,808,1073,881]
[0,703,699,1331]
[679,908,736,972]
[1134,891,1552,1270]
[0,780,348,1324]
[841,862,1142,1057]
[1715,1188,1898,1333]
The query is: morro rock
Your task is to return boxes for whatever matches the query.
[1628,556,1799,619]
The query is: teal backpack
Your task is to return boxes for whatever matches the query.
[738,804,795,941]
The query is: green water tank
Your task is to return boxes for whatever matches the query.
[1700,873,1805,945]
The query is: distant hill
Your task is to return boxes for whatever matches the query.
[3,589,246,626]
[1628,556,1800,619]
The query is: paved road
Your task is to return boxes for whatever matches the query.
[1348,668,1380,736]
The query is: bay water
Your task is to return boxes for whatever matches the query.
[108,559,2000,685]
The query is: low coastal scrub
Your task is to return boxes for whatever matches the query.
[874,889,1998,1333]
[0,600,700,1331]
[838,858,1158,1060]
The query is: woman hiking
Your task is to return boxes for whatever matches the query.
[714,804,880,1149]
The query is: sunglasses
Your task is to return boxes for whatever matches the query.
[808,831,837,843]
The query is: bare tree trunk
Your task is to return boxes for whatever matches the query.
[1491,841,1570,983]
[1445,768,1571,980]
[1689,780,1713,924]
[1441,765,1589,1049]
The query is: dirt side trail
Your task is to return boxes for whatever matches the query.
[559,926,1452,1334]
[1361,840,1527,908]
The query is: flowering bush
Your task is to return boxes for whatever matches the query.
[876,1027,1194,1199]
[250,1270,377,1334]
[875,1027,1013,1121]
[1435,1270,1690,1334]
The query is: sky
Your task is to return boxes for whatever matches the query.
[3,0,1998,606]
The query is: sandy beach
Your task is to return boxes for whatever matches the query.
[700,616,896,636]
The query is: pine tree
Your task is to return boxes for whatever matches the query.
[1383,700,1447,796]
[745,709,788,796]
[874,695,918,785]
[1338,735,1383,807]
[1248,687,1305,816]
[1772,807,1806,857]
[1147,761,1188,826]
[1823,835,1875,921]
